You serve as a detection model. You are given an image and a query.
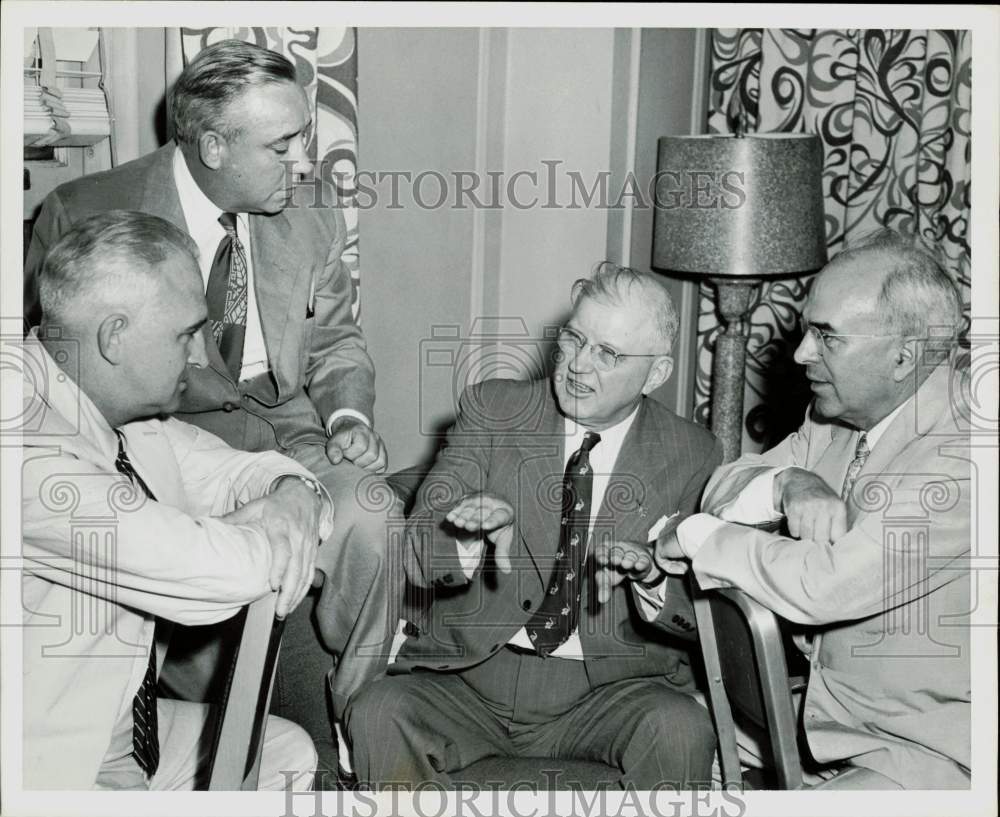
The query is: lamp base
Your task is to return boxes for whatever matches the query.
[709,278,760,463]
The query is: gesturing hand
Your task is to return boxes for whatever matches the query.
[445,492,515,573]
[326,417,388,473]
[774,467,847,546]
[222,477,322,618]
[592,538,662,604]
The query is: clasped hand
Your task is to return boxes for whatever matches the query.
[222,478,322,618]
[774,467,847,546]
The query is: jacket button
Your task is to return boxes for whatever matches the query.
[522,599,532,611]
[222,401,237,412]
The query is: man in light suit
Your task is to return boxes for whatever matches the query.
[346,263,723,790]
[23,40,399,781]
[659,230,971,789]
[21,211,328,790]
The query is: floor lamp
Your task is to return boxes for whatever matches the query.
[652,134,827,463]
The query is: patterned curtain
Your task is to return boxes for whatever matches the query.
[694,29,971,453]
[180,27,362,320]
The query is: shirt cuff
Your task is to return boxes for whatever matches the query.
[326,409,371,436]
[676,513,728,560]
[269,474,336,541]
[455,537,485,580]
[717,467,790,523]
[631,577,667,622]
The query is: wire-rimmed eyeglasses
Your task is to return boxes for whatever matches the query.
[556,326,669,373]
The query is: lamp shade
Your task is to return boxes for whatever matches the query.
[652,134,827,277]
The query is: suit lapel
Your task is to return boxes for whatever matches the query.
[598,400,672,545]
[248,212,305,399]
[511,384,566,589]
[138,146,236,388]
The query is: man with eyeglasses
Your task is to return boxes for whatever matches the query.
[658,229,972,790]
[345,262,723,790]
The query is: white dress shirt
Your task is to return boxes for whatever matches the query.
[456,405,641,659]
[172,147,269,382]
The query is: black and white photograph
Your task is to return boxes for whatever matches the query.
[1,4,997,817]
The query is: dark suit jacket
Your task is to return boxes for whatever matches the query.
[396,377,723,691]
[24,144,375,451]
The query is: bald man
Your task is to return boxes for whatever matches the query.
[660,230,971,790]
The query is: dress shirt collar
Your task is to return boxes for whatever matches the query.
[172,145,250,244]
[864,397,909,451]
[562,403,640,465]
[25,329,118,464]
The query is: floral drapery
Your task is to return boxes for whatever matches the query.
[181,27,362,319]
[694,29,972,453]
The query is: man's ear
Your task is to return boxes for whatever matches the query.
[197,129,226,171]
[97,314,128,365]
[642,355,674,395]
[892,337,919,382]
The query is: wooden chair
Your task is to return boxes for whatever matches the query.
[205,590,285,790]
[690,581,804,790]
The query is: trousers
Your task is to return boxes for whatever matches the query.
[346,646,716,790]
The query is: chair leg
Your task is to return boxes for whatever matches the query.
[692,592,743,790]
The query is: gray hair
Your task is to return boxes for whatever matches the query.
[571,261,679,353]
[834,228,963,342]
[39,211,199,326]
[170,39,297,145]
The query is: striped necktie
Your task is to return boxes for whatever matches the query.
[114,431,160,778]
[526,430,601,656]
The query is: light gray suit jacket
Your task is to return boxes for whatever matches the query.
[24,143,375,452]
[695,360,971,788]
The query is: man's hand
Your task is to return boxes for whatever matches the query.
[592,539,661,604]
[774,467,847,546]
[445,492,515,573]
[222,478,322,618]
[653,514,690,576]
[326,416,387,473]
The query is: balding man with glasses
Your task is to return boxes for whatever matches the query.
[345,262,723,790]
[658,229,972,790]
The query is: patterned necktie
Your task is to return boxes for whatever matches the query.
[526,430,601,656]
[840,432,870,503]
[114,431,160,778]
[205,212,248,382]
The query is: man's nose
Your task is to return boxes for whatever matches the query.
[568,343,595,372]
[289,135,314,177]
[794,328,820,365]
[188,330,209,368]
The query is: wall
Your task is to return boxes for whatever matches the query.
[359,28,703,469]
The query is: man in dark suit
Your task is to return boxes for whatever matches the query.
[23,40,400,781]
[346,263,722,790]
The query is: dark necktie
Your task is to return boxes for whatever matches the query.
[114,430,160,778]
[205,212,248,382]
[840,432,870,503]
[526,430,601,656]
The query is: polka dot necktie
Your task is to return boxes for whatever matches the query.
[114,431,160,778]
[205,212,248,382]
[526,431,601,656]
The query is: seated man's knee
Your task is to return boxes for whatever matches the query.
[322,465,399,553]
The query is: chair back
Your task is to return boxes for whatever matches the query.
[206,590,284,790]
[691,581,804,790]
